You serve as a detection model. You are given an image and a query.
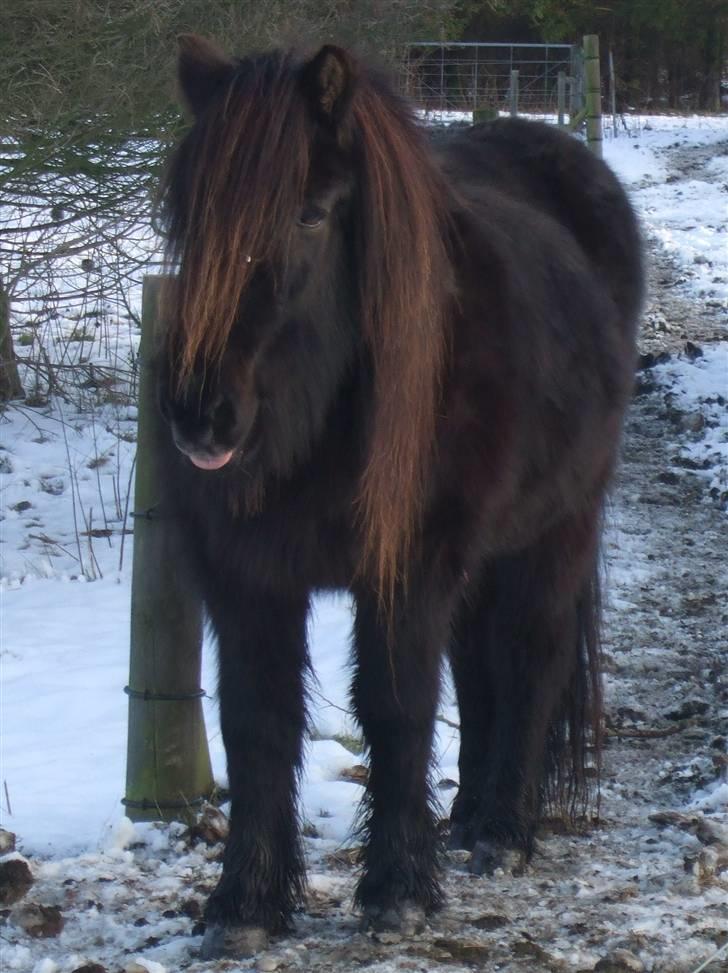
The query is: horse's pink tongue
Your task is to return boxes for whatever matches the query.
[188,450,234,471]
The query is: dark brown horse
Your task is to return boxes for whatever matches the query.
[157,35,643,958]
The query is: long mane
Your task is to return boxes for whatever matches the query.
[160,51,454,601]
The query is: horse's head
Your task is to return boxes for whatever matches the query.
[159,36,452,595]
[158,37,363,472]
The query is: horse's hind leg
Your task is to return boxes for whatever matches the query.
[351,582,455,933]
[449,513,601,874]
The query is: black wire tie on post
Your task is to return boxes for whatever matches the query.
[130,505,166,520]
[121,796,208,811]
[124,685,206,702]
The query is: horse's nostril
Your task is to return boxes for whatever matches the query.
[212,397,237,438]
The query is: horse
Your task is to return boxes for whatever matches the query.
[156,34,643,959]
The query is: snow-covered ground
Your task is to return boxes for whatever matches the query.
[1,115,726,972]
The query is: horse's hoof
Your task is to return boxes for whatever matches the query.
[199,923,269,959]
[362,900,427,937]
[447,822,472,851]
[469,839,526,876]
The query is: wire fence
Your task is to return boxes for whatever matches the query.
[399,42,584,119]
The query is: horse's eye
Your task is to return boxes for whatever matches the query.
[297,205,326,229]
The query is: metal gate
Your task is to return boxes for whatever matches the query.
[399,42,584,119]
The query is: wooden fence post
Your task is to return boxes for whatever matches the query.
[557,71,566,126]
[123,275,214,824]
[583,35,603,158]
[509,69,519,117]
[608,49,618,138]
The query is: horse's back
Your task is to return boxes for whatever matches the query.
[440,118,643,328]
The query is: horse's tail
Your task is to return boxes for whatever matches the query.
[543,562,603,826]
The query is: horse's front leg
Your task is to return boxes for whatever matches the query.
[200,584,309,959]
[351,583,452,933]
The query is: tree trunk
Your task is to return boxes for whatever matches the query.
[0,277,24,401]
[699,26,723,112]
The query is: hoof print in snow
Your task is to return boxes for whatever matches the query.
[0,857,33,906]
[657,470,680,485]
[594,949,645,972]
[637,350,671,372]
[186,803,229,847]
[680,411,705,433]
[13,902,64,938]
[664,699,709,721]
[470,912,509,930]
[469,840,526,876]
[71,965,107,973]
[199,922,269,958]
[0,829,17,854]
[11,500,32,513]
[684,340,704,359]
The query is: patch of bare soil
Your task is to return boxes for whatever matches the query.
[636,136,728,360]
[640,239,727,356]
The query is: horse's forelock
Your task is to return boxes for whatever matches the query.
[161,52,313,389]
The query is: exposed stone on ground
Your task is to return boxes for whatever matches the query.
[470,913,509,930]
[12,902,64,938]
[339,764,369,784]
[0,829,16,854]
[593,949,645,972]
[0,857,33,906]
[258,955,283,971]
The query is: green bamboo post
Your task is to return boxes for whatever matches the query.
[583,35,603,158]
[123,275,214,823]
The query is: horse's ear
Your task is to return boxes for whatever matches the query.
[300,45,357,129]
[177,34,235,117]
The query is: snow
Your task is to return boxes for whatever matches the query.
[691,783,728,813]
[1,114,727,970]
[653,345,728,497]
[605,117,728,314]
